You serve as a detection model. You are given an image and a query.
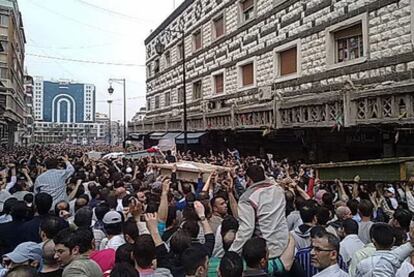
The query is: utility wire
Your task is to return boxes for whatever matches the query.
[28,38,78,79]
[72,0,155,24]
[27,0,130,37]
[27,42,117,50]
[96,96,145,103]
[27,53,145,67]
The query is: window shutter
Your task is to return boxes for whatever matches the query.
[242,0,254,12]
[280,47,297,76]
[215,74,224,94]
[334,24,362,40]
[214,17,224,38]
[242,63,254,86]
[194,31,202,50]
[177,43,183,60]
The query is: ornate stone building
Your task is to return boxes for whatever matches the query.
[0,0,26,147]
[132,0,414,161]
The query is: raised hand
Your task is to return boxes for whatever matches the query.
[194,201,205,219]
[145,213,158,234]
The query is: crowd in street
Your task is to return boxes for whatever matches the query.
[0,145,414,276]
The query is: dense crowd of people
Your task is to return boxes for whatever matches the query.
[0,145,414,276]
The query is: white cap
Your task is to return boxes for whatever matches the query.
[386,187,395,194]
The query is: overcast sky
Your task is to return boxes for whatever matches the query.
[19,0,184,122]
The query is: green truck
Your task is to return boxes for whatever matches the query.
[310,157,414,182]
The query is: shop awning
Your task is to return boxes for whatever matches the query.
[160,132,182,139]
[149,132,166,140]
[127,133,146,140]
[158,132,182,151]
[175,132,207,144]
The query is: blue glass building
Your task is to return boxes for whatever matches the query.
[36,80,95,123]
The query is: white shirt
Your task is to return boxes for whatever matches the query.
[213,225,224,258]
[116,199,123,212]
[340,234,365,264]
[358,221,374,244]
[100,234,126,250]
[349,243,376,277]
[396,260,414,277]
[314,264,348,277]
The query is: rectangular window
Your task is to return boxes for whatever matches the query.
[177,87,184,103]
[334,24,363,63]
[146,64,151,78]
[213,15,224,39]
[1,41,7,52]
[193,30,202,51]
[165,51,171,67]
[147,99,151,111]
[0,15,8,27]
[280,47,297,76]
[241,63,254,87]
[177,43,183,61]
[326,14,367,68]
[165,92,171,106]
[0,67,7,79]
[192,81,202,100]
[154,59,160,74]
[214,73,224,94]
[155,96,160,109]
[240,0,255,23]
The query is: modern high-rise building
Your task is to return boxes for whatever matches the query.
[0,0,26,147]
[33,77,104,144]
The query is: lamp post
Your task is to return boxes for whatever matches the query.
[155,29,187,151]
[107,99,113,145]
[108,78,127,149]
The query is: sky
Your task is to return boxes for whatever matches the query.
[19,0,185,122]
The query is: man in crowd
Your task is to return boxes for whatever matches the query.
[229,164,292,274]
[242,237,269,277]
[291,200,318,250]
[339,218,364,265]
[53,228,102,277]
[311,232,348,276]
[34,155,74,208]
[39,239,62,277]
[2,145,414,277]
[1,242,42,276]
[357,199,374,244]
[100,210,126,250]
[209,196,228,234]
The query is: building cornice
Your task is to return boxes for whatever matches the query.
[145,0,195,45]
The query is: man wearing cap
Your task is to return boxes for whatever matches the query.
[1,241,42,276]
[381,186,398,220]
[99,211,125,251]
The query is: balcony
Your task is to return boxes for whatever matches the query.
[132,82,414,134]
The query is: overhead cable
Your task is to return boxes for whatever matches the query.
[27,53,145,67]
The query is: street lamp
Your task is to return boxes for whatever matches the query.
[107,99,113,145]
[155,29,188,151]
[108,78,127,149]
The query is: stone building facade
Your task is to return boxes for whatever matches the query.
[0,0,26,147]
[133,0,414,161]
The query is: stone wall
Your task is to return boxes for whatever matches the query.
[142,0,414,129]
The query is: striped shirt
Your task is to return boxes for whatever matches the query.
[296,246,348,277]
[34,162,75,207]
